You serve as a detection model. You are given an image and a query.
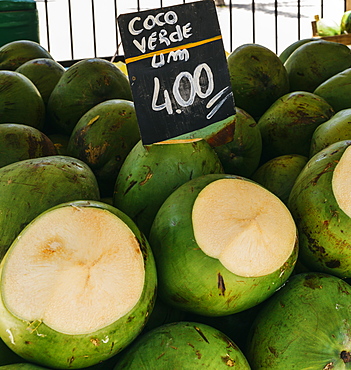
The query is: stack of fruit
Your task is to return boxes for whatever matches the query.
[1,36,351,369]
[314,9,351,36]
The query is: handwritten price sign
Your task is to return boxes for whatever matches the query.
[118,0,235,145]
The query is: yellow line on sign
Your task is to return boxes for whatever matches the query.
[125,35,222,64]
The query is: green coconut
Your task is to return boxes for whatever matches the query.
[227,43,290,120]
[288,140,351,278]
[176,108,262,177]
[0,71,45,130]
[0,123,57,168]
[0,40,53,71]
[149,173,298,316]
[284,39,351,92]
[251,154,308,205]
[257,91,335,160]
[113,321,251,369]
[46,58,133,136]
[0,155,100,261]
[341,10,351,33]
[246,272,351,369]
[0,200,156,369]
[15,58,66,105]
[314,67,351,113]
[310,108,351,157]
[278,38,318,64]
[113,138,224,237]
[67,99,141,198]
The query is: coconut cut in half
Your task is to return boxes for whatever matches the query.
[0,201,156,369]
[332,145,351,218]
[192,178,296,277]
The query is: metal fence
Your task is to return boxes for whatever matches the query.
[35,0,350,64]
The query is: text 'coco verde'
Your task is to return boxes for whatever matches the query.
[128,10,193,59]
[126,8,228,119]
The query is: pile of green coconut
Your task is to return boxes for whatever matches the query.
[1,36,351,369]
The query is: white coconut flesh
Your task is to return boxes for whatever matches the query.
[1,205,145,335]
[192,178,297,277]
[332,145,351,218]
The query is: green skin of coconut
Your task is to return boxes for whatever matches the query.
[0,40,53,71]
[149,173,298,317]
[341,10,351,34]
[67,99,141,198]
[0,200,157,369]
[212,107,262,177]
[184,300,263,351]
[15,58,66,105]
[113,139,224,238]
[246,272,351,369]
[227,43,290,121]
[0,71,45,130]
[0,364,50,369]
[314,68,351,113]
[284,39,351,93]
[0,155,100,261]
[310,108,351,157]
[251,154,308,205]
[46,59,133,136]
[288,140,351,278]
[278,38,318,64]
[113,321,251,369]
[0,124,57,168]
[176,108,262,178]
[257,91,335,160]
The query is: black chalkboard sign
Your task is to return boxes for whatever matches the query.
[118,0,235,145]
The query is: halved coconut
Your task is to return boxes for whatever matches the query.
[288,140,351,277]
[149,174,298,316]
[332,145,351,218]
[0,200,156,369]
[192,178,296,277]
